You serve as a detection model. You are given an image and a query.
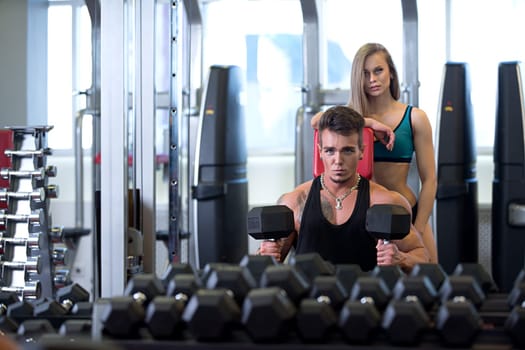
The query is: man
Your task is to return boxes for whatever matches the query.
[258,105,429,272]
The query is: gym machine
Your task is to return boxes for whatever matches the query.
[492,61,525,292]
[435,62,479,274]
[191,65,249,268]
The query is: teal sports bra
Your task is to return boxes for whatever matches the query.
[374,105,414,163]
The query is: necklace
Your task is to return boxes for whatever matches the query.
[320,173,361,210]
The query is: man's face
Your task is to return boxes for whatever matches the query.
[318,129,362,184]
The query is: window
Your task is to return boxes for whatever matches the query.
[47,2,92,150]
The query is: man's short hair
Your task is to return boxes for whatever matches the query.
[318,105,364,148]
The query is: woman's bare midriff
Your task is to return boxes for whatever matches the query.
[373,162,417,206]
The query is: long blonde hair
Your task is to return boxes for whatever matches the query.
[348,43,401,115]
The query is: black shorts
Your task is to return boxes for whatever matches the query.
[411,203,418,224]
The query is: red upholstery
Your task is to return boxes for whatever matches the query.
[0,129,13,189]
[313,127,374,179]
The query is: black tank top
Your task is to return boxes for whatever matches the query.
[295,176,377,271]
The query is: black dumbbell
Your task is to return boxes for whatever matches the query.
[241,286,296,342]
[381,295,431,346]
[182,288,241,341]
[239,254,278,286]
[247,205,294,242]
[366,204,411,243]
[290,252,335,284]
[391,275,438,312]
[100,273,164,338]
[203,263,257,307]
[259,264,310,305]
[435,275,484,347]
[338,276,391,343]
[296,274,348,342]
[505,270,525,348]
[33,283,90,319]
[371,265,405,292]
[144,272,201,339]
[334,264,365,295]
[410,263,448,292]
[160,262,196,289]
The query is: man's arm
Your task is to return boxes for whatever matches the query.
[371,183,430,272]
[258,182,310,262]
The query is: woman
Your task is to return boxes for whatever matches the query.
[312,43,438,263]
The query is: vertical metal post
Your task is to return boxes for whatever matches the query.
[296,0,322,186]
[100,1,127,297]
[136,0,156,274]
[169,0,182,263]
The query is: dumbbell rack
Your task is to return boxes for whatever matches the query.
[0,126,66,301]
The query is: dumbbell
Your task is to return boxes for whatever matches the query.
[145,272,201,339]
[505,269,525,348]
[0,166,57,181]
[99,273,165,338]
[381,294,431,346]
[366,203,411,243]
[241,286,296,342]
[338,276,391,343]
[182,288,241,341]
[239,254,278,286]
[0,235,42,256]
[247,205,294,257]
[435,275,485,347]
[32,283,91,330]
[296,273,348,342]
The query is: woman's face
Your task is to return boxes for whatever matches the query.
[363,52,391,98]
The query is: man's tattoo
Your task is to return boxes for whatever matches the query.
[321,196,335,222]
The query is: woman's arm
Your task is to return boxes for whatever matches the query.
[311,111,395,150]
[411,107,437,234]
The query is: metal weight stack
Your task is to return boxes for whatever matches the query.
[0,126,65,300]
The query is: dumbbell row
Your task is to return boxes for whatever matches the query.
[86,256,525,348]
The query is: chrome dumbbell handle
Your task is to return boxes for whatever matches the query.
[0,211,43,226]
[0,188,45,202]
[1,282,41,300]
[4,148,52,158]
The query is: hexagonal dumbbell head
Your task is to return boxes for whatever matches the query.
[145,296,185,339]
[204,264,256,306]
[161,262,196,289]
[290,252,335,284]
[371,265,404,292]
[366,204,411,241]
[296,298,337,342]
[381,296,431,346]
[166,273,201,301]
[350,276,392,311]
[335,264,365,295]
[505,303,525,348]
[338,297,381,344]
[241,287,296,342]
[435,297,482,347]
[100,296,145,338]
[182,288,241,341]
[439,275,485,308]
[239,254,278,287]
[453,263,499,294]
[247,205,294,241]
[124,274,165,306]
[410,263,448,291]
[259,264,310,305]
[56,283,90,311]
[0,291,20,315]
[392,275,438,312]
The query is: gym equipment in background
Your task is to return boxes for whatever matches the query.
[192,65,249,268]
[435,62,479,274]
[492,61,525,292]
